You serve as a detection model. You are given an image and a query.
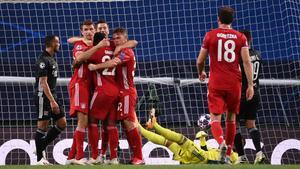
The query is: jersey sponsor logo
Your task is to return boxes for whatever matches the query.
[39,62,46,69]
[43,111,48,116]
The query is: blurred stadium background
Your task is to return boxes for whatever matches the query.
[0,0,299,165]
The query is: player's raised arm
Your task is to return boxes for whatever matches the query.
[67,36,84,44]
[113,40,138,56]
[241,46,254,100]
[74,38,110,63]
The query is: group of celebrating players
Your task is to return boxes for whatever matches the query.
[34,6,265,165]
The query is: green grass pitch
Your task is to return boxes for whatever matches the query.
[1,165,300,169]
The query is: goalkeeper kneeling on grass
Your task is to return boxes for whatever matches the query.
[138,112,238,164]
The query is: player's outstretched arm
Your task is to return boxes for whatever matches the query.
[114,40,138,56]
[75,38,110,64]
[39,76,59,114]
[88,57,121,71]
[67,36,84,44]
[241,47,254,100]
[196,48,208,81]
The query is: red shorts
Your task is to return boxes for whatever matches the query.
[207,85,241,114]
[69,82,90,117]
[117,90,138,122]
[89,88,118,121]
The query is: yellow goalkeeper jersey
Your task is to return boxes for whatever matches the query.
[172,139,238,164]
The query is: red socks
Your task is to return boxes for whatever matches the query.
[88,124,99,159]
[107,126,119,159]
[225,121,236,156]
[100,126,109,156]
[67,132,77,160]
[125,127,143,160]
[210,120,224,145]
[75,128,85,160]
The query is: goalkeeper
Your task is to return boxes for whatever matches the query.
[138,111,238,164]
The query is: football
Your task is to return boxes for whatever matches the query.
[197,114,211,130]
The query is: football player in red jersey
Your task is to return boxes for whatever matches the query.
[196,6,254,164]
[88,28,144,165]
[67,20,110,165]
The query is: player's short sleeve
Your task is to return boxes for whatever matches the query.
[201,32,210,50]
[36,57,48,77]
[117,49,133,63]
[241,34,249,48]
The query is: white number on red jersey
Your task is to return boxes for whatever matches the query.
[102,55,116,76]
[217,39,236,63]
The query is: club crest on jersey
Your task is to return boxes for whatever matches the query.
[39,62,46,69]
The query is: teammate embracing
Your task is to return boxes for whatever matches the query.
[88,27,144,165]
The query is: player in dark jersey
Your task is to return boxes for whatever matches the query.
[34,35,66,165]
[196,6,254,164]
[234,30,266,164]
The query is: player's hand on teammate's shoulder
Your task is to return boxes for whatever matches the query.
[50,100,60,114]
[96,38,110,48]
[246,85,254,101]
[198,71,207,82]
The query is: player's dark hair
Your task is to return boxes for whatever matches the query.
[240,30,252,44]
[44,35,57,48]
[93,32,106,46]
[80,19,94,30]
[96,18,107,25]
[218,6,234,24]
[113,27,128,38]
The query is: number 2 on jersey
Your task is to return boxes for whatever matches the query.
[102,55,116,76]
[217,39,236,63]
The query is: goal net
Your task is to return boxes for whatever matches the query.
[0,0,299,165]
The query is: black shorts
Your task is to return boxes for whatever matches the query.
[238,95,261,121]
[35,96,65,121]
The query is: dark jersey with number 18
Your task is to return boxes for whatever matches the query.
[240,48,262,101]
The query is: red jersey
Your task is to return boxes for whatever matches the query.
[202,28,248,90]
[69,40,93,87]
[89,45,119,95]
[116,48,136,92]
